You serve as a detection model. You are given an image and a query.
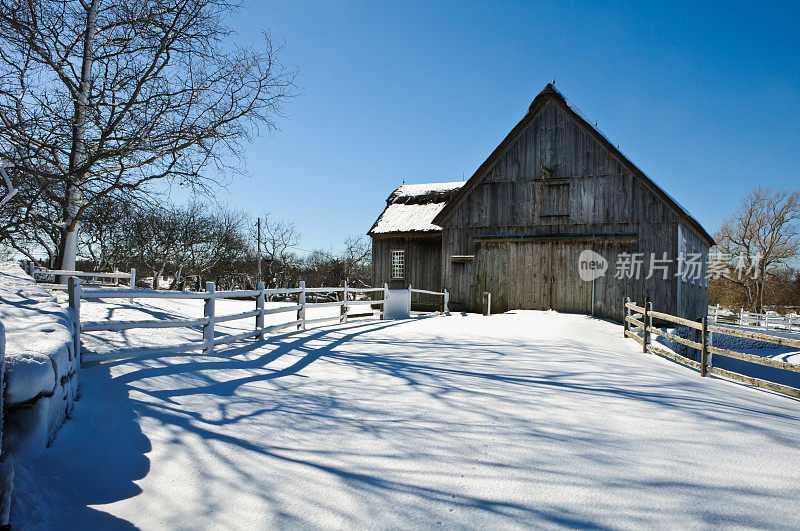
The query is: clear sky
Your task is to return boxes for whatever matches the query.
[221,1,800,254]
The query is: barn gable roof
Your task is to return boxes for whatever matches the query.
[368,182,464,235]
[432,84,714,246]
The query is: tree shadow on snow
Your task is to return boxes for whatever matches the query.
[36,315,800,528]
[13,363,151,529]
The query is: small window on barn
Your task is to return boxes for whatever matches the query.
[391,250,405,279]
[539,183,569,217]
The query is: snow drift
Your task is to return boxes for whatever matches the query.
[0,262,78,452]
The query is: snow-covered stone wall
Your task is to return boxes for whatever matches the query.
[0,262,78,452]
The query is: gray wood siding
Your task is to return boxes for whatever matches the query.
[441,100,709,320]
[372,236,443,302]
[678,222,711,321]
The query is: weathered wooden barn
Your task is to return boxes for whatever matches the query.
[369,84,714,320]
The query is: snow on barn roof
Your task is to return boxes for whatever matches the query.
[368,181,464,235]
[391,181,465,198]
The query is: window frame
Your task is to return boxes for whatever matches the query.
[391,249,405,280]
[537,181,570,218]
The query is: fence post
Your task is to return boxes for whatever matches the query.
[483,292,491,316]
[297,281,306,330]
[714,303,719,323]
[129,268,136,289]
[738,308,743,326]
[256,280,265,340]
[642,296,650,354]
[27,260,35,277]
[68,277,82,363]
[623,297,631,337]
[700,316,708,377]
[203,282,215,355]
[381,283,388,320]
[443,289,450,315]
[340,281,349,324]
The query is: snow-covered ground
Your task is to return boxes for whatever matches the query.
[0,262,77,451]
[11,301,800,529]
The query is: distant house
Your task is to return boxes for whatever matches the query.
[368,84,713,320]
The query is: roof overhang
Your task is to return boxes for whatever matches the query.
[369,231,442,239]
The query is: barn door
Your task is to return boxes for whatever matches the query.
[477,241,591,314]
[475,242,508,312]
[476,241,550,312]
[548,244,592,314]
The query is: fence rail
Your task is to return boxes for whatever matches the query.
[410,287,450,314]
[28,262,136,290]
[708,304,799,332]
[69,280,454,365]
[624,297,800,399]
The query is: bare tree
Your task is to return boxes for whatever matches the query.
[0,0,297,270]
[187,205,249,288]
[124,205,180,289]
[255,213,299,288]
[342,235,371,286]
[0,165,62,264]
[79,196,133,271]
[715,187,800,312]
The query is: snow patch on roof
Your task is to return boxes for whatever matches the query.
[370,181,464,234]
[393,181,464,198]
[370,202,449,234]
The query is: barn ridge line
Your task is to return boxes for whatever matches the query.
[432,83,714,246]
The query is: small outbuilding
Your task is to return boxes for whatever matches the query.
[368,182,463,307]
[368,84,714,320]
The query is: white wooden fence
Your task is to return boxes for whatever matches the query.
[708,304,798,333]
[69,280,450,365]
[627,298,800,399]
[28,262,136,290]
[410,287,450,314]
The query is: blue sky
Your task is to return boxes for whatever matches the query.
[221,1,800,254]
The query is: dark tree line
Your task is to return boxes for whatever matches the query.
[68,199,371,291]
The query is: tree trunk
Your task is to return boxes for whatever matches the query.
[59,0,99,277]
[57,185,81,281]
[171,263,185,290]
